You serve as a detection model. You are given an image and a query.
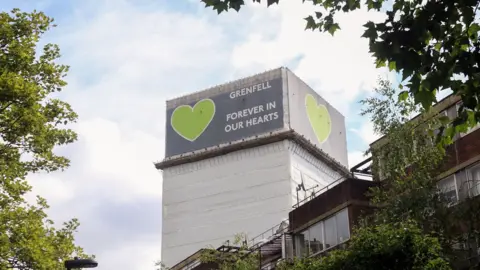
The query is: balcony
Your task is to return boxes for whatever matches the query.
[289,178,378,232]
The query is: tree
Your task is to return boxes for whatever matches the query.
[200,233,259,270]
[200,0,480,139]
[361,78,480,267]
[0,8,90,269]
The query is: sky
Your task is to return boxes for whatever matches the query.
[0,0,414,269]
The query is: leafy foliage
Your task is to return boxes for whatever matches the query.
[0,197,87,270]
[360,78,454,250]
[277,221,451,270]
[200,233,259,270]
[200,0,480,139]
[0,8,89,269]
[361,78,480,267]
[0,8,77,199]
[201,223,451,270]
[202,0,279,13]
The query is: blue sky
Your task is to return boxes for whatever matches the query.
[1,0,398,268]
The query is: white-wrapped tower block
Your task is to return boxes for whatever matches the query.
[157,67,350,267]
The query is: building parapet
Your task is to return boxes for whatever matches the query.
[155,130,351,178]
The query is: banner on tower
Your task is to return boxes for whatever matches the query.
[165,77,284,158]
[286,70,349,168]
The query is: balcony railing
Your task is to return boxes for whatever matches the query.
[292,176,348,209]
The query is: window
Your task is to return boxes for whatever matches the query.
[448,105,458,118]
[295,230,309,257]
[294,208,350,257]
[435,166,480,201]
[437,175,458,204]
[324,216,337,249]
[467,163,480,197]
[308,222,324,254]
[455,171,470,201]
[336,208,350,243]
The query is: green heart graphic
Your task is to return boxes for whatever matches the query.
[171,99,215,142]
[305,94,331,144]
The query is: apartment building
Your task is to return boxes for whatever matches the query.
[369,94,480,204]
[430,98,480,204]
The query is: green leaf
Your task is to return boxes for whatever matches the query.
[388,61,397,71]
[347,0,356,9]
[367,0,374,9]
[375,59,386,68]
[402,69,414,82]
[304,15,317,30]
[468,23,480,36]
[267,0,279,6]
[438,115,450,125]
[415,89,436,110]
[327,23,340,35]
[362,21,377,39]
[202,0,216,7]
[398,91,409,101]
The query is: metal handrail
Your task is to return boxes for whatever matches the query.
[242,176,348,252]
[248,220,289,249]
[292,176,347,209]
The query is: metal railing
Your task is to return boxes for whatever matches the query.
[292,176,347,209]
[248,220,289,249]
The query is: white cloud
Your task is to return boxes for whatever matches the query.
[101,242,161,269]
[350,120,381,145]
[348,151,368,169]
[26,118,164,263]
[74,118,163,200]
[230,1,391,115]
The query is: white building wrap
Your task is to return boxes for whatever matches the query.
[162,141,346,267]
[162,142,292,267]
[288,141,344,206]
